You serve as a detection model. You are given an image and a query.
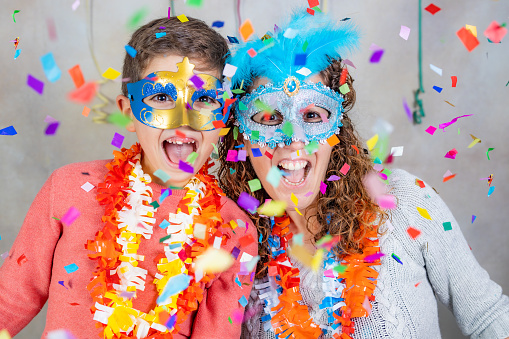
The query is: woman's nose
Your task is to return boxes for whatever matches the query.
[284,140,305,151]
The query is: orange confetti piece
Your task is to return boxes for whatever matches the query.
[68,64,85,88]
[351,144,359,154]
[239,19,254,42]
[68,82,98,104]
[407,226,421,240]
[82,106,91,117]
[456,27,479,52]
[326,134,340,147]
[443,174,456,182]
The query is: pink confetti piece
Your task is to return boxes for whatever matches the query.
[179,160,194,173]
[327,175,341,181]
[377,194,396,209]
[444,148,458,159]
[304,191,314,197]
[339,163,350,175]
[27,74,44,94]
[320,181,327,194]
[324,269,335,278]
[484,21,507,43]
[425,126,437,135]
[47,18,57,41]
[399,25,411,40]
[343,59,356,69]
[44,115,58,123]
[364,252,385,262]
[439,115,472,131]
[61,206,80,226]
[71,0,80,11]
[227,150,238,162]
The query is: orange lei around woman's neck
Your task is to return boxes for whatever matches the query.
[264,215,381,339]
[85,143,228,338]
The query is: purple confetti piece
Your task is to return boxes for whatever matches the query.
[438,115,472,131]
[61,206,80,226]
[45,122,59,135]
[238,149,247,161]
[167,6,171,18]
[179,160,194,173]
[320,182,327,194]
[1,252,9,260]
[237,192,260,214]
[403,98,412,121]
[0,126,17,135]
[304,191,314,197]
[343,59,356,69]
[227,150,238,162]
[364,252,385,263]
[111,132,124,148]
[370,49,384,63]
[471,215,476,223]
[231,247,241,260]
[27,74,44,94]
[327,175,341,181]
[189,74,205,89]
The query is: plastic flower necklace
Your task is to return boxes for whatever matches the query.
[86,143,228,339]
[257,215,381,339]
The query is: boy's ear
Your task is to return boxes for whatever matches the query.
[116,94,136,132]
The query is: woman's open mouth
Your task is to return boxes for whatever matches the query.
[162,136,199,167]
[278,159,311,187]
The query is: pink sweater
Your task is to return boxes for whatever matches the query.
[0,160,258,338]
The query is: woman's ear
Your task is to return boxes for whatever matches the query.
[116,94,135,132]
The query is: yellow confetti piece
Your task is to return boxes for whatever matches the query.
[0,329,11,339]
[465,24,477,37]
[311,248,324,272]
[230,220,238,229]
[366,134,379,152]
[177,14,189,22]
[468,134,481,148]
[295,207,302,215]
[291,192,298,206]
[195,248,234,273]
[416,207,432,220]
[102,67,121,80]
[219,127,230,136]
[258,200,287,216]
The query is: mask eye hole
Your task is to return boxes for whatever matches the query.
[143,93,176,109]
[251,110,284,125]
[301,105,330,123]
[193,95,221,111]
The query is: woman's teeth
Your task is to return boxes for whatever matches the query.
[278,160,307,171]
[278,160,310,186]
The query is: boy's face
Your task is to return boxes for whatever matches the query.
[117,55,222,187]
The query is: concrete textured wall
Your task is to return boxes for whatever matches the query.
[1,0,507,338]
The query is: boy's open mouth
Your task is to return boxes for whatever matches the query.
[278,159,311,186]
[163,136,199,165]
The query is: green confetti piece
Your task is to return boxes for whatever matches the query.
[150,201,160,209]
[13,10,20,23]
[458,127,460,135]
[127,7,149,30]
[228,316,233,324]
[186,151,198,164]
[339,83,350,94]
[333,264,347,274]
[282,121,293,137]
[251,130,259,140]
[248,179,262,192]
[253,99,273,114]
[266,166,282,188]
[311,6,322,12]
[487,147,494,160]
[233,126,239,140]
[302,40,309,52]
[381,168,392,183]
[304,140,319,155]
[442,222,452,231]
[153,169,171,183]
[159,234,171,243]
[52,217,60,221]
[222,91,230,101]
[211,142,218,154]
[107,111,132,128]
[231,89,245,94]
[262,37,274,45]
[239,101,248,111]
[186,0,203,7]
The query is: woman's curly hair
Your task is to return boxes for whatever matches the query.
[217,59,388,278]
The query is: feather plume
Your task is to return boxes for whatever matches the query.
[231,9,360,88]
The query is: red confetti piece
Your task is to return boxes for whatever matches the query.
[264,151,273,159]
[416,179,425,188]
[68,82,98,104]
[239,234,255,247]
[308,0,319,7]
[339,68,349,86]
[484,21,507,43]
[351,145,359,154]
[212,120,226,129]
[451,76,457,87]
[175,130,186,138]
[407,227,421,240]
[456,27,479,52]
[17,254,27,266]
[424,3,441,15]
[306,8,315,15]
[443,174,456,182]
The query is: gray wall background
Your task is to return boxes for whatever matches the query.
[1,0,507,338]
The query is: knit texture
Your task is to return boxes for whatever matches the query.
[241,169,509,339]
[0,159,258,339]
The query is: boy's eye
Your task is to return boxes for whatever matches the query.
[143,93,175,109]
[252,110,284,125]
[193,95,221,111]
[302,106,330,123]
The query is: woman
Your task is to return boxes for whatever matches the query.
[218,10,509,339]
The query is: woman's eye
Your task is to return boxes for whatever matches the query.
[302,107,330,123]
[252,110,284,125]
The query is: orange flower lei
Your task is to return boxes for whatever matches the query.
[85,143,229,338]
[265,215,381,339]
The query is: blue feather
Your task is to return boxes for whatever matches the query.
[231,9,360,88]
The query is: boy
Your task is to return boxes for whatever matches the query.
[0,16,257,338]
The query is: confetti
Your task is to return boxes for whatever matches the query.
[0,329,11,339]
[251,148,262,157]
[465,24,477,37]
[125,45,137,58]
[237,192,260,213]
[227,36,239,44]
[443,222,452,231]
[27,74,44,95]
[416,207,432,220]
[127,7,149,29]
[472,215,476,223]
[195,248,234,274]
[155,32,167,38]
[238,295,248,307]
[266,166,282,188]
[64,263,79,274]
[40,52,61,82]
[14,49,21,60]
[111,132,125,148]
[153,169,171,183]
[327,134,340,147]
[468,134,481,148]
[45,122,59,136]
[157,274,192,305]
[0,126,17,136]
[68,65,85,88]
[102,68,121,80]
[189,74,204,89]
[444,148,458,159]
[82,106,91,117]
[81,182,94,192]
[223,64,238,78]
[439,114,472,131]
[212,21,224,28]
[425,125,437,135]
[390,146,404,157]
[370,49,384,63]
[186,0,203,7]
[484,21,507,43]
[327,175,341,181]
[247,48,257,58]
[486,147,494,160]
[451,76,458,87]
[364,252,385,263]
[258,200,286,217]
[424,4,441,15]
[107,112,132,127]
[407,227,421,240]
[488,186,495,197]
[239,19,255,42]
[294,53,307,66]
[179,160,194,173]
[456,27,479,52]
[12,10,20,23]
[248,179,262,192]
[339,163,350,175]
[296,67,312,76]
[61,206,80,226]
[391,253,403,264]
[339,83,350,94]
[17,254,27,266]
[47,329,76,339]
[443,174,456,182]
[227,150,238,162]
[429,64,442,76]
[366,134,379,151]
[320,182,327,194]
[71,0,80,11]
[399,25,411,40]
[433,86,443,93]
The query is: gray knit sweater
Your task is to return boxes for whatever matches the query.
[241,169,509,338]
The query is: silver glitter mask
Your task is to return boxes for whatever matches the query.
[235,79,345,148]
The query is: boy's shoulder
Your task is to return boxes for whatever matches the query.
[50,159,111,186]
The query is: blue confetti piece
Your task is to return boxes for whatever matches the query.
[14,49,21,59]
[433,86,443,93]
[64,263,79,273]
[471,215,476,223]
[159,188,171,203]
[160,219,170,229]
[251,148,262,157]
[391,253,403,265]
[58,280,68,289]
[124,45,137,58]
[294,53,307,66]
[227,36,239,44]
[238,295,248,307]
[234,144,245,148]
[0,125,17,135]
[155,32,167,38]
[40,52,62,82]
[157,274,191,304]
[235,276,242,287]
[212,21,224,28]
[166,314,177,329]
[488,186,495,197]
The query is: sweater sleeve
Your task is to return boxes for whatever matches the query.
[389,169,509,339]
[0,171,62,336]
[190,197,258,339]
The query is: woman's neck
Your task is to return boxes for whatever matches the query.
[287,207,320,253]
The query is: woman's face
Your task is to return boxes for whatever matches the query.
[244,74,334,212]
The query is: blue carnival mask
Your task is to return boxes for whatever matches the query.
[126,57,230,130]
[235,77,344,148]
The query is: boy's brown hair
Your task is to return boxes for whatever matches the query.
[121,16,229,96]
